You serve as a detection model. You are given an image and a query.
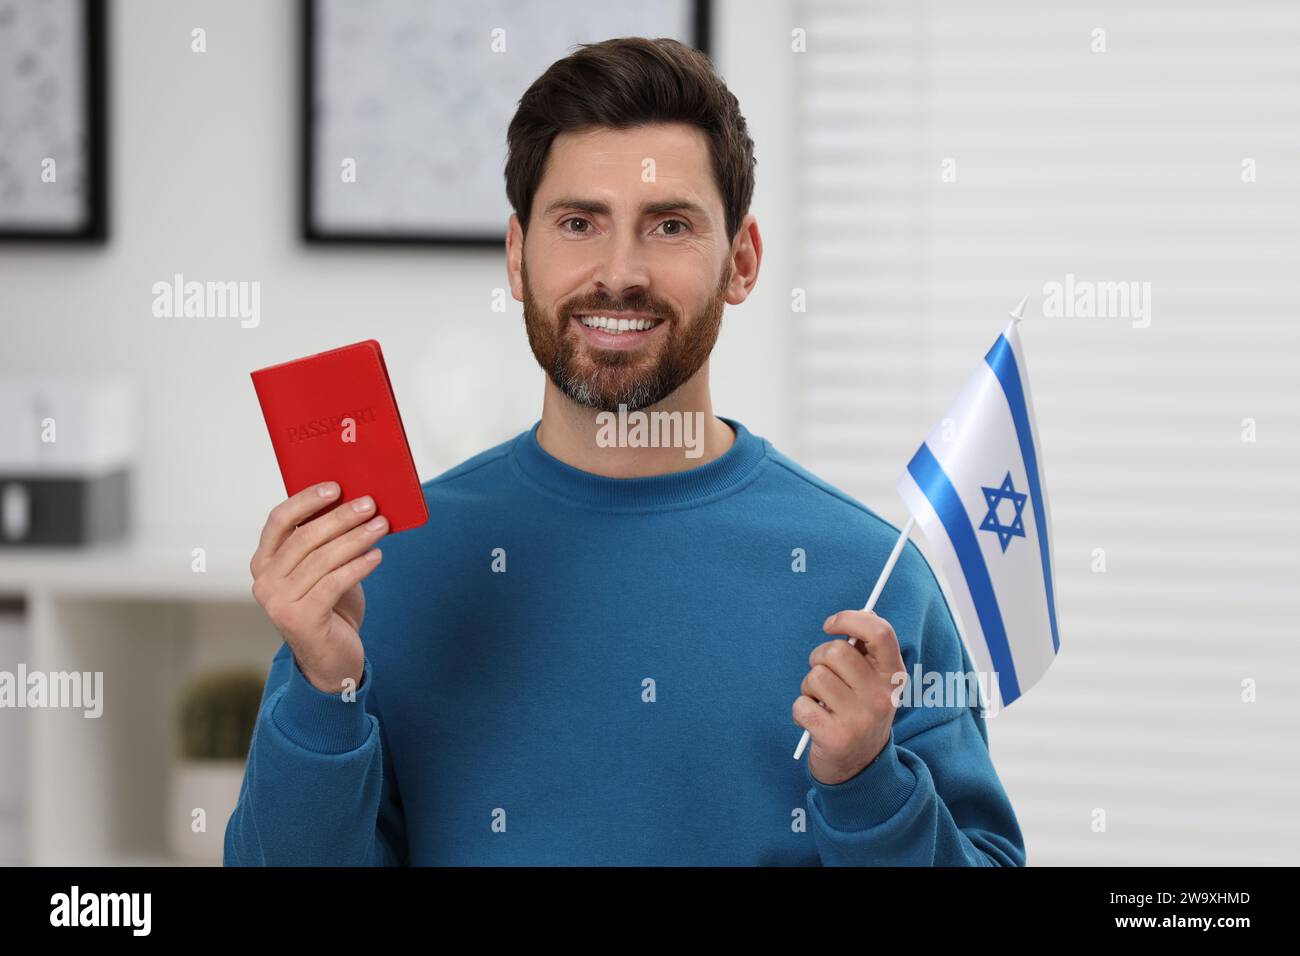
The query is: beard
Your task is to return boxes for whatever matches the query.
[520,257,730,414]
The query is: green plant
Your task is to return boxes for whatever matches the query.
[176,669,265,761]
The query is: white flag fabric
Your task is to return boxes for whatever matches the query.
[896,316,1060,710]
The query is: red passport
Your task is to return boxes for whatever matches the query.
[250,339,428,532]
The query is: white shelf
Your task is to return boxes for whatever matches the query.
[1,537,280,866]
[0,537,255,601]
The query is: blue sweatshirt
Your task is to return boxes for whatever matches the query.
[224,417,1025,866]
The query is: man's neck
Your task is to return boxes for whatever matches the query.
[536,374,736,479]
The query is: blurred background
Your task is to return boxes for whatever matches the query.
[0,0,1296,866]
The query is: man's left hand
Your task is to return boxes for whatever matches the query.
[793,610,907,786]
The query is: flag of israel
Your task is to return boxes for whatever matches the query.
[896,311,1061,711]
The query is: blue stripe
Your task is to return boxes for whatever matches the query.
[907,444,1022,705]
[985,334,1061,654]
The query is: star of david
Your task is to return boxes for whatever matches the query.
[979,471,1028,552]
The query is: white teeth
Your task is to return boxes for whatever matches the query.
[577,315,659,333]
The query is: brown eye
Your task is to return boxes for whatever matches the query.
[657,218,689,236]
[562,217,590,233]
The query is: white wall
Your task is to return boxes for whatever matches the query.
[0,0,795,549]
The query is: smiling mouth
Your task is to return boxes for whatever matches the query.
[572,313,665,335]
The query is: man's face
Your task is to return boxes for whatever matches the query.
[515,122,733,413]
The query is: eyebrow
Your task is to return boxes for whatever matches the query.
[541,197,708,219]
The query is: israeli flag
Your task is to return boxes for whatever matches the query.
[896,308,1061,710]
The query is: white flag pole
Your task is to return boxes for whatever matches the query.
[793,515,916,761]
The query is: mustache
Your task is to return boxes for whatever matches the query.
[560,296,675,323]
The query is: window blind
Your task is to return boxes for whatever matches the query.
[791,0,1300,864]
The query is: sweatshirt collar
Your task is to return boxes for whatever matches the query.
[509,415,768,512]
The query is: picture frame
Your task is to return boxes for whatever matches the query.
[0,0,108,242]
[302,0,711,246]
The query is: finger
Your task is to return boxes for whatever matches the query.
[253,481,342,575]
[304,546,384,616]
[800,662,854,713]
[792,694,832,736]
[808,638,875,691]
[857,612,906,675]
[282,512,389,603]
[823,610,902,672]
[253,478,340,561]
[268,494,380,583]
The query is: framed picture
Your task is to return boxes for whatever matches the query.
[0,0,108,241]
[302,0,710,246]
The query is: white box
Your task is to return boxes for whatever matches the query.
[0,380,135,475]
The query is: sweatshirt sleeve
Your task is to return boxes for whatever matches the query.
[804,548,1027,867]
[223,643,408,866]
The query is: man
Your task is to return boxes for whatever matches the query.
[225,37,1025,866]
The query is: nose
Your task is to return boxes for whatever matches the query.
[590,228,650,305]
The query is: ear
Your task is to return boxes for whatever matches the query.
[724,213,762,306]
[505,213,525,301]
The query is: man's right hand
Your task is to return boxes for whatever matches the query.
[249,481,389,695]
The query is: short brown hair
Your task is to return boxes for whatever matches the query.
[505,37,756,243]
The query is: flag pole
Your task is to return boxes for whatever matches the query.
[793,515,916,761]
